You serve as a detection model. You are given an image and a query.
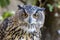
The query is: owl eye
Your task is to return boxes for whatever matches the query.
[33,13,39,18]
[21,13,28,18]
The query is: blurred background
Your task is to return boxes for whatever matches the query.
[0,0,60,40]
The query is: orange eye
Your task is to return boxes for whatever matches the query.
[21,13,28,18]
[33,13,39,18]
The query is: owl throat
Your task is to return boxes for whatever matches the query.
[19,22,40,33]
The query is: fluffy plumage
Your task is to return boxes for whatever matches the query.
[0,5,45,40]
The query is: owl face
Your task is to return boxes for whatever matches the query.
[16,5,45,32]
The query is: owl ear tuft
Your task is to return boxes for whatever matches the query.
[18,5,24,10]
[39,8,45,11]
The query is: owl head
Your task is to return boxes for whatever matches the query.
[16,5,45,31]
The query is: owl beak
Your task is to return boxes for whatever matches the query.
[29,17,32,24]
[28,17,36,24]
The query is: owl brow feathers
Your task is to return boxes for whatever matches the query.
[18,5,45,14]
[18,5,27,14]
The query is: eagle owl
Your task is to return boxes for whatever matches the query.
[0,5,45,40]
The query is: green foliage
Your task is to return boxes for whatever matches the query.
[47,0,60,12]
[47,4,53,12]
[2,11,13,20]
[0,0,10,7]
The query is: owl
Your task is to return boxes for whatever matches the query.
[0,5,45,40]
